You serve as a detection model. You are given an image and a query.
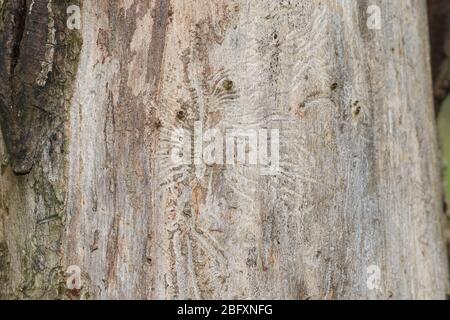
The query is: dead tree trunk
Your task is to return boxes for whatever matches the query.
[0,0,448,299]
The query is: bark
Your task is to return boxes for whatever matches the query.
[0,0,448,300]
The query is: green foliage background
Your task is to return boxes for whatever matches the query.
[438,95,450,207]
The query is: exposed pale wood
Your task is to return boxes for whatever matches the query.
[0,0,448,299]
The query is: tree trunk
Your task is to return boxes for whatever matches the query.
[0,0,448,300]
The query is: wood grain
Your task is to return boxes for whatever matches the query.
[0,0,448,299]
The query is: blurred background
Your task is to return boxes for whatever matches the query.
[428,0,450,272]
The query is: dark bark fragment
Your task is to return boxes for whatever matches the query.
[428,0,450,112]
[0,0,81,175]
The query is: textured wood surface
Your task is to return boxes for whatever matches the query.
[0,0,448,299]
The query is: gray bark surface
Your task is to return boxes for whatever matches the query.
[0,0,448,299]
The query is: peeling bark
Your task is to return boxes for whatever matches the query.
[0,0,82,299]
[0,0,82,174]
